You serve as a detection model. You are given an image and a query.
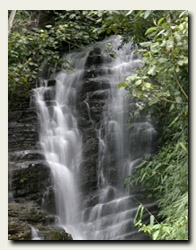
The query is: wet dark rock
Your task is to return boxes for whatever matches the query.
[45,100,57,107]
[89,47,102,56]
[44,87,56,101]
[37,226,73,240]
[83,67,113,79]
[41,186,56,215]
[80,79,110,96]
[83,138,99,157]
[80,154,99,195]
[8,108,39,152]
[11,162,52,205]
[85,194,100,207]
[8,218,31,240]
[8,202,72,240]
[76,50,114,198]
[9,150,45,163]
[85,55,103,67]
[47,79,56,87]
[77,117,92,129]
[89,90,109,100]
[8,202,53,225]
[8,75,72,240]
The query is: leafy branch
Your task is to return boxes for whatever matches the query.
[160,97,188,105]
[133,196,159,224]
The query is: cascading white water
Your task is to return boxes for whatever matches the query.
[34,36,157,240]
[31,226,42,240]
[79,36,157,240]
[34,50,89,239]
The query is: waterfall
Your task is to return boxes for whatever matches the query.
[34,50,88,239]
[34,36,157,240]
[31,226,42,240]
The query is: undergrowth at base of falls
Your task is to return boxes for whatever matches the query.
[121,11,188,240]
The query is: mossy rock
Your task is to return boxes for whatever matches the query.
[40,227,72,240]
[8,202,72,240]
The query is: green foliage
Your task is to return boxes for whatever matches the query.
[122,10,188,240]
[8,10,100,107]
[90,10,166,45]
[120,10,188,108]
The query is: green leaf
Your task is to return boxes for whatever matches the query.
[141,172,147,182]
[148,66,156,75]
[144,82,153,89]
[177,60,184,66]
[126,74,138,82]
[179,10,188,18]
[172,48,179,54]
[144,10,152,19]
[140,41,151,47]
[132,89,143,98]
[140,206,144,220]
[169,103,175,112]
[158,58,168,64]
[176,66,180,72]
[145,27,157,35]
[158,17,165,25]
[135,79,142,86]
[69,14,76,19]
[153,230,159,240]
[179,142,187,153]
[150,215,155,226]
[156,29,166,37]
[134,205,142,225]
[22,77,27,83]
[45,25,52,28]
[118,82,126,88]
[149,97,159,106]
[126,10,134,16]
[168,116,179,127]
[135,10,144,18]
[175,96,182,102]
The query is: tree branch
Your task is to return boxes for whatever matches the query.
[174,72,188,100]
[133,196,160,224]
[8,10,17,35]
[160,97,188,105]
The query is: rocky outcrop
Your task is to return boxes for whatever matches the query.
[10,163,52,207]
[8,202,72,240]
[8,84,58,239]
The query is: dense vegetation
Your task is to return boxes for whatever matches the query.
[117,10,188,240]
[8,10,188,240]
[8,10,101,106]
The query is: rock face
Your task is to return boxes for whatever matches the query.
[10,163,52,206]
[8,84,45,203]
[8,202,72,240]
[8,84,71,240]
[77,47,111,206]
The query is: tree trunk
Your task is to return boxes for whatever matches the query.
[8,10,16,35]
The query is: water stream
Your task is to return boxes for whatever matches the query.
[34,36,157,240]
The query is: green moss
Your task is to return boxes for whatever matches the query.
[48,231,62,240]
